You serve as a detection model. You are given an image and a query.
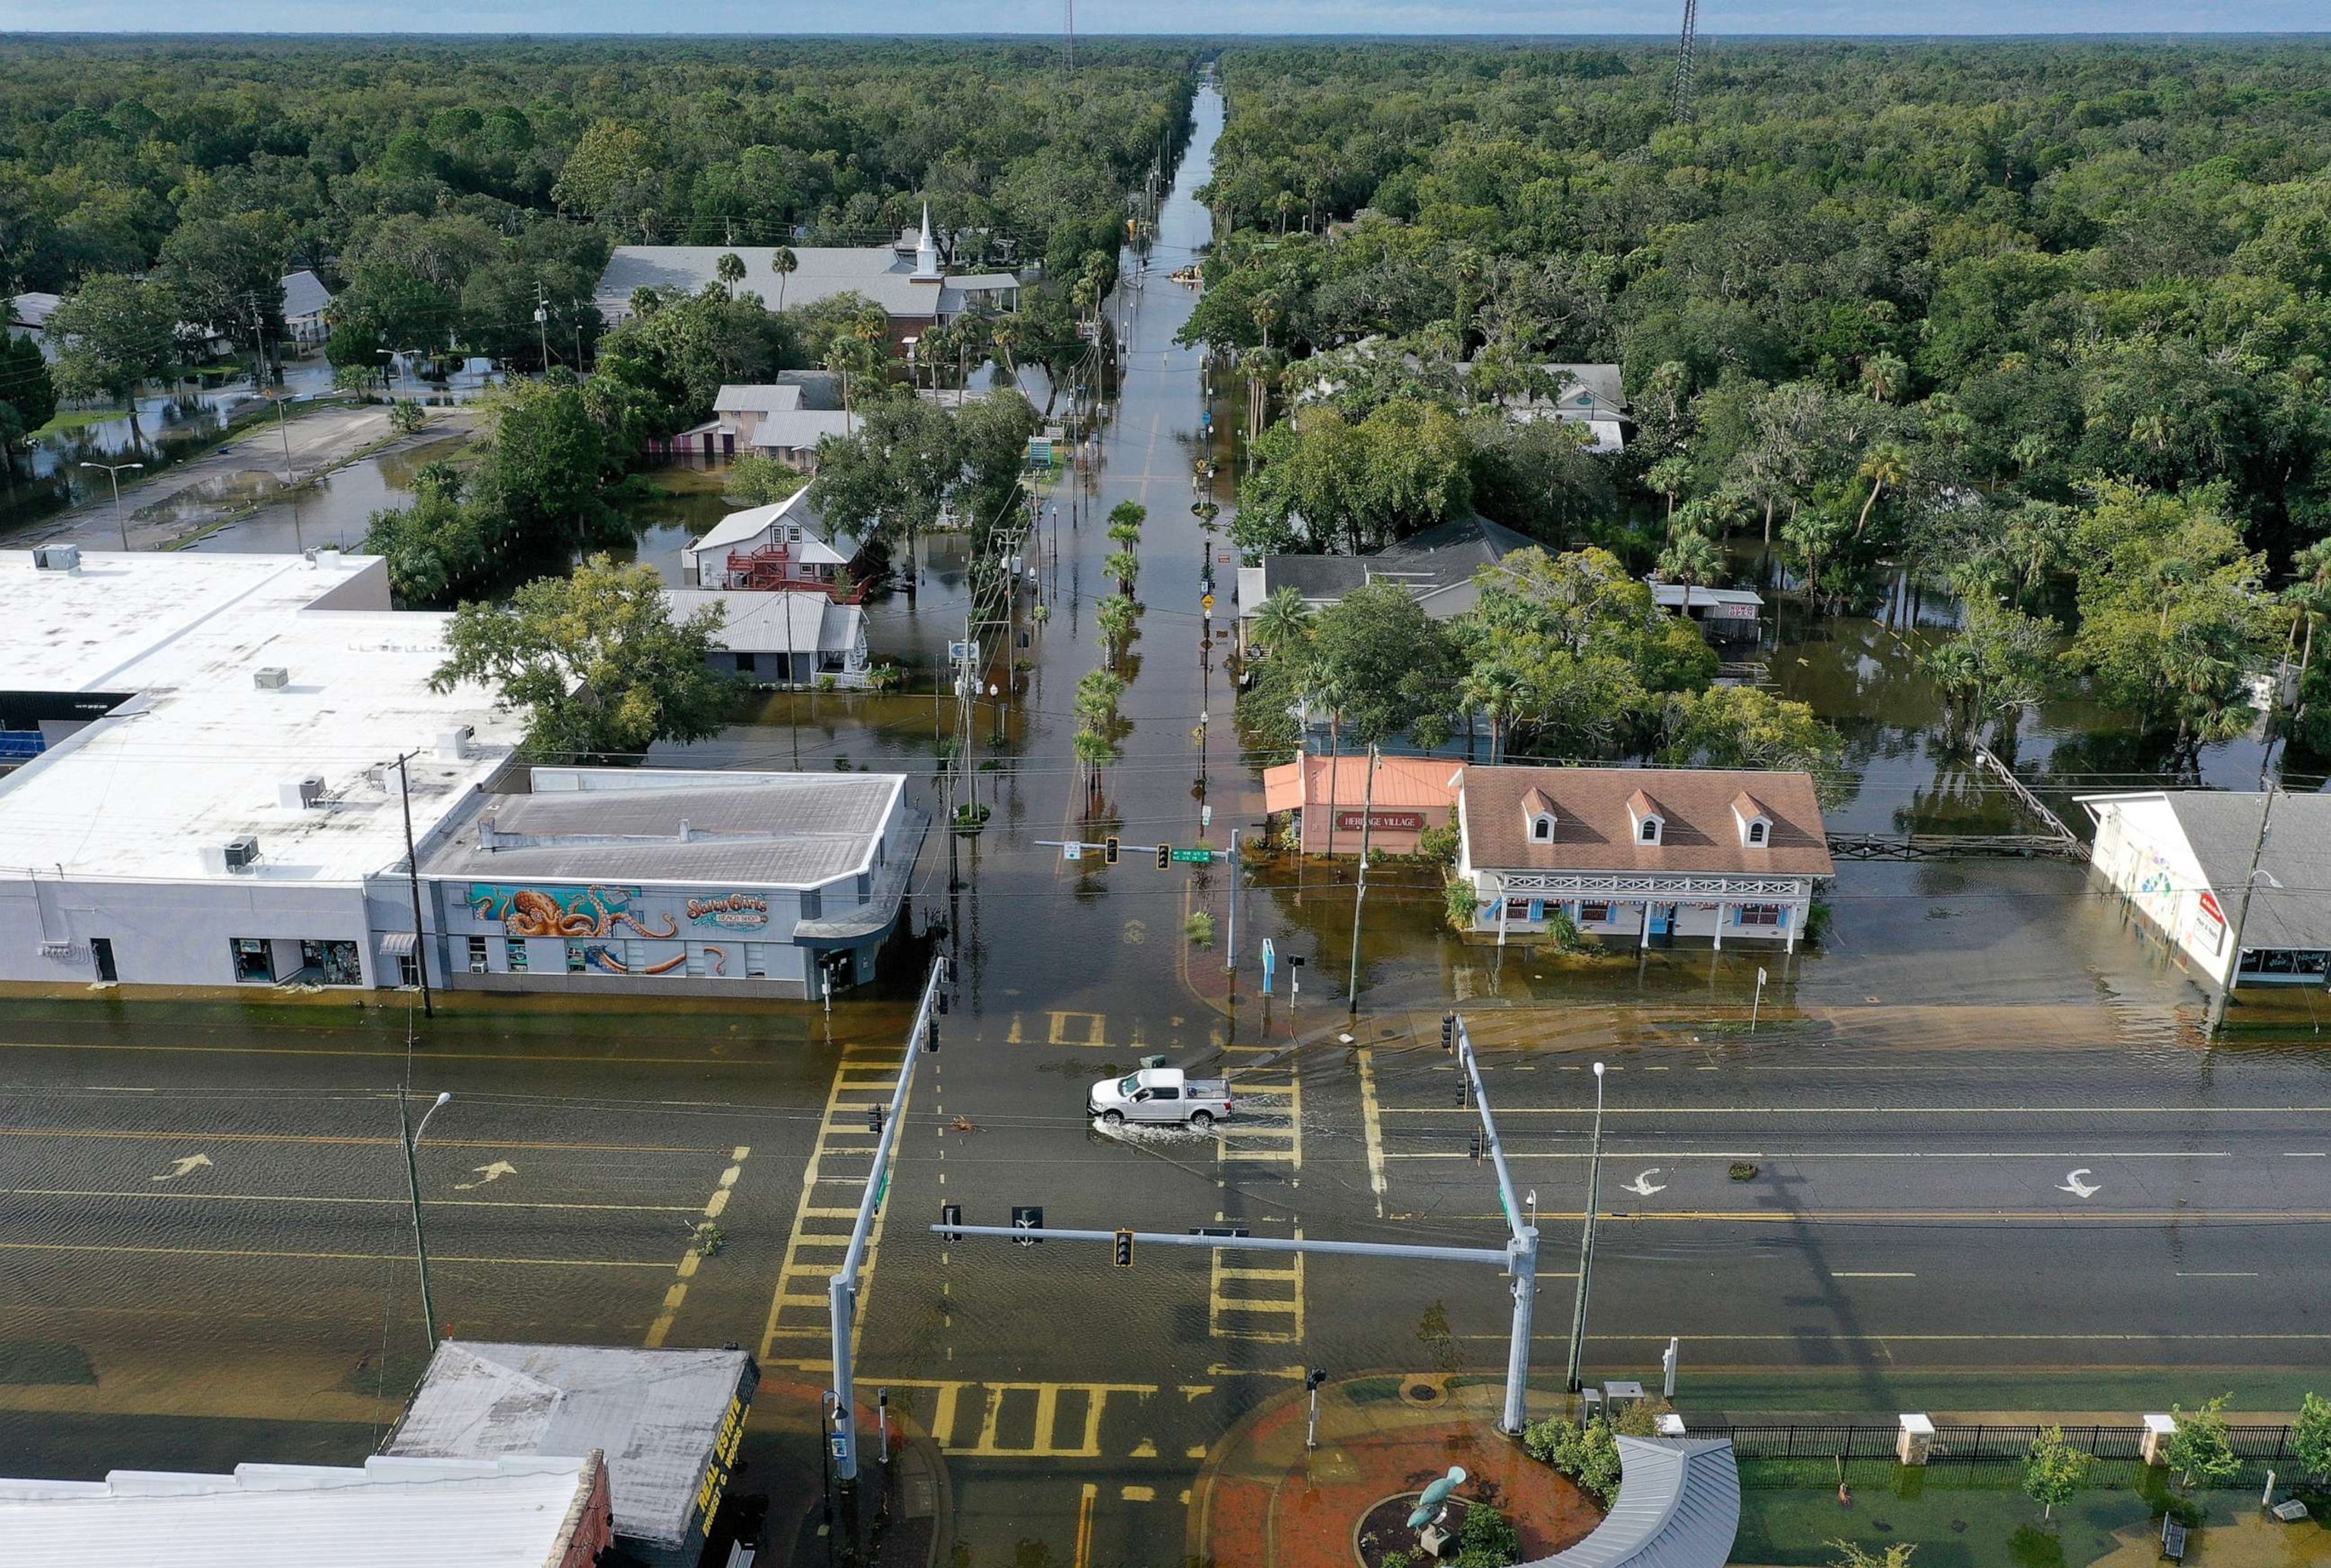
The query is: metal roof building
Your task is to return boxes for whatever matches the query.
[1526,1437,1740,1568]
[0,1453,612,1568]
[419,766,924,998]
[385,1341,757,1568]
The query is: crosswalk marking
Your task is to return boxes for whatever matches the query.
[1210,1227,1305,1343]
[1219,1072,1301,1167]
[872,1378,1156,1458]
[760,1044,908,1367]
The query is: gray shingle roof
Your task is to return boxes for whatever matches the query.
[1525,1438,1738,1568]
[596,245,1015,322]
[1259,514,1538,614]
[385,1341,756,1551]
[2162,791,2331,952]
[421,775,903,888]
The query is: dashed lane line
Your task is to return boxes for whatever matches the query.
[644,1145,752,1348]
[1356,1048,1389,1215]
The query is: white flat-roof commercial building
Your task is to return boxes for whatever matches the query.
[387,1341,757,1568]
[0,551,920,999]
[0,1453,612,1568]
[420,766,923,998]
[0,548,523,992]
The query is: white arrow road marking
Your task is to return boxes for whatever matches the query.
[2057,1168,2102,1199]
[151,1155,212,1183]
[454,1161,517,1191]
[1620,1168,1667,1198]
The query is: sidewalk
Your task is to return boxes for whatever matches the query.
[1189,1377,1601,1568]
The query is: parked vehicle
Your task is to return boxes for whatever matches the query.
[1087,1066,1232,1129]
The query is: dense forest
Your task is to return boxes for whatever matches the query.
[0,38,1197,602]
[1195,39,2331,758]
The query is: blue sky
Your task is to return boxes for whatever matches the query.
[2,2,2326,33]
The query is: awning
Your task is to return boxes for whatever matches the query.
[378,932,417,956]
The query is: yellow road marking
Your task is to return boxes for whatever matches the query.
[0,1240,668,1267]
[1075,1482,1098,1568]
[1048,1010,1109,1048]
[1356,1047,1389,1214]
[647,1145,755,1347]
[870,1378,1155,1457]
[1210,1227,1304,1343]
[760,1047,909,1359]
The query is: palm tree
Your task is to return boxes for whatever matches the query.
[1458,662,1525,765]
[1859,351,1908,405]
[1253,586,1313,658]
[715,252,746,300]
[1656,530,1727,617]
[1647,456,1693,521]
[1854,443,1909,538]
[769,246,798,312]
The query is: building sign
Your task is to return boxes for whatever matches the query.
[694,1393,750,1538]
[2194,889,2228,953]
[1333,809,1427,832]
[687,893,772,930]
[1709,601,1757,619]
[469,884,677,939]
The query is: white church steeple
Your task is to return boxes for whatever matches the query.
[912,203,942,282]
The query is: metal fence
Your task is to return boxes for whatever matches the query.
[1700,1423,2295,1465]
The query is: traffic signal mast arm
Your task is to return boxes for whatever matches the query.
[931,1223,1512,1268]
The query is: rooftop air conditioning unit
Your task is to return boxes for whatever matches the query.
[222,835,261,872]
[278,775,326,809]
[33,545,80,573]
[253,667,290,691]
[436,725,473,761]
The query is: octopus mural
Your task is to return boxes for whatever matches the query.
[469,885,680,941]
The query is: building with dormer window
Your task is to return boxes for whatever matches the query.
[1453,766,1833,950]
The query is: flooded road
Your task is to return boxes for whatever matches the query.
[5,76,2329,1568]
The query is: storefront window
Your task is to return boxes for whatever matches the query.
[299,939,363,985]
[230,938,274,983]
[506,938,529,973]
[566,942,588,974]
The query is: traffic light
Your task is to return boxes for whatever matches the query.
[1441,1013,1455,1054]
[1012,1205,1043,1245]
[1104,836,1121,866]
[1113,1229,1134,1267]
[1469,1130,1484,1164]
[1156,844,1172,870]
[923,1019,939,1054]
[867,1105,884,1135]
[939,1202,963,1243]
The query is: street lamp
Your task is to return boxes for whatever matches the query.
[1563,1062,1606,1397]
[78,461,144,549]
[401,1089,452,1351]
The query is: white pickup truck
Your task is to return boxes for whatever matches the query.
[1088,1066,1233,1129]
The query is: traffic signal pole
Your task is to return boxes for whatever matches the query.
[829,957,947,1485]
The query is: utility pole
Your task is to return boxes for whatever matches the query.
[1345,746,1378,1011]
[534,284,552,372]
[396,752,435,1019]
[1563,1061,1607,1395]
[399,1083,451,1351]
[2207,784,2278,1036]
[1225,828,1240,974]
[79,461,144,549]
